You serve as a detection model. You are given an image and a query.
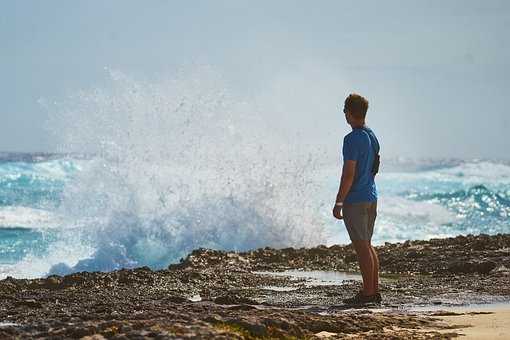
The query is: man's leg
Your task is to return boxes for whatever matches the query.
[351,240,375,296]
[367,202,379,293]
[369,245,379,293]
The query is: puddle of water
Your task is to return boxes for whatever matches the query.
[407,301,510,313]
[260,285,299,292]
[338,301,510,315]
[313,301,510,317]
[254,270,362,287]
[0,322,18,327]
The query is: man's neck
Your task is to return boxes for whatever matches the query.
[350,121,366,129]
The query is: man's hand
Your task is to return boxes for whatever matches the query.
[332,205,343,220]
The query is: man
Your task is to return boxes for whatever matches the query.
[333,93,381,304]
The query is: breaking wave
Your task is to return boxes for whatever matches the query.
[36,67,327,277]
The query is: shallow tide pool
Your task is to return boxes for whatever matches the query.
[254,270,362,290]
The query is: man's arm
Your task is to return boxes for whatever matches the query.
[336,160,356,203]
[333,160,356,219]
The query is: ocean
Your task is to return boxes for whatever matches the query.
[1,70,509,279]
[0,153,508,279]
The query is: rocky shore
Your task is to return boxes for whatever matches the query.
[0,233,509,339]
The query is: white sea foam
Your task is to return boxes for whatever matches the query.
[439,161,510,184]
[0,239,93,279]
[379,196,457,225]
[0,206,62,229]
[374,196,459,243]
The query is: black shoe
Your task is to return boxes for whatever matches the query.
[343,291,381,305]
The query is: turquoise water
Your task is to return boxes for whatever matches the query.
[371,161,510,242]
[0,154,509,279]
[0,228,58,264]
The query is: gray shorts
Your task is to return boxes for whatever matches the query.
[343,201,377,241]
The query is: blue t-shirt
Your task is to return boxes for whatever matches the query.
[342,126,379,204]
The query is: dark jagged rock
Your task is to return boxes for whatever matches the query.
[164,295,189,304]
[213,293,260,305]
[169,233,510,276]
[226,317,268,337]
[43,275,62,289]
[15,299,42,308]
[447,260,497,274]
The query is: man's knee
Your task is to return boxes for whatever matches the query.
[352,240,371,254]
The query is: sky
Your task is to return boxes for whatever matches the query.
[1,0,509,159]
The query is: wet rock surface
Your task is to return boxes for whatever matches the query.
[0,233,508,339]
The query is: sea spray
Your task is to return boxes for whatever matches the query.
[43,67,329,275]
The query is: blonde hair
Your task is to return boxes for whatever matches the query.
[344,93,369,119]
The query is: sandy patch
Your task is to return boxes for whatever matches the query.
[437,308,510,339]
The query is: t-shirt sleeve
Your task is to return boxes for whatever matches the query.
[342,134,359,162]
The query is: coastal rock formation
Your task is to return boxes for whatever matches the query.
[172,233,510,276]
[0,233,508,339]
